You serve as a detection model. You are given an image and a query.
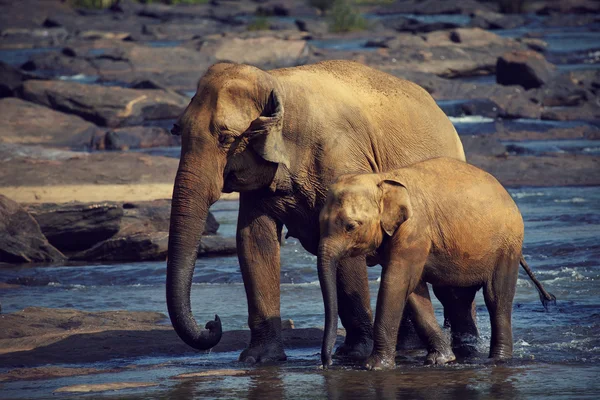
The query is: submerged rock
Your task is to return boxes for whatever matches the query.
[20,80,189,127]
[0,195,65,264]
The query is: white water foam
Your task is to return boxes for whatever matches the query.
[554,198,586,203]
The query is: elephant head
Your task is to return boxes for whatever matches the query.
[317,174,412,366]
[167,63,290,350]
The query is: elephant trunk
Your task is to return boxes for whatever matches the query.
[166,160,223,350]
[318,239,344,368]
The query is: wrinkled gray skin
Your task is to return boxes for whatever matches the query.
[166,60,465,363]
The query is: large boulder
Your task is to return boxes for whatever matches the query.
[0,98,101,146]
[24,200,220,256]
[20,80,189,127]
[0,195,65,264]
[25,203,124,253]
[496,50,556,89]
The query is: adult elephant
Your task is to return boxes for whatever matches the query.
[166,60,465,363]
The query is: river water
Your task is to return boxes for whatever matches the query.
[1,186,599,398]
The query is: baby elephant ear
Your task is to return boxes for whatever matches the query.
[379,179,412,236]
[247,88,290,168]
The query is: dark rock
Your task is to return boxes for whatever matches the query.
[532,73,592,107]
[256,4,290,17]
[88,126,180,151]
[0,0,76,30]
[489,92,542,119]
[374,0,495,15]
[109,0,144,14]
[141,19,224,41]
[496,50,556,89]
[536,0,600,15]
[0,62,27,98]
[383,16,459,33]
[0,98,101,146]
[25,203,124,253]
[541,103,600,121]
[129,79,168,90]
[20,80,189,127]
[0,195,65,264]
[518,38,547,52]
[198,236,237,256]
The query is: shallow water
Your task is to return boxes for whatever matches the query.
[1,186,599,398]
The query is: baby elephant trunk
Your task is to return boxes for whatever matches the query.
[317,239,344,368]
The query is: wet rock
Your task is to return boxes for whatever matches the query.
[518,38,547,52]
[0,0,76,30]
[87,126,180,151]
[541,103,600,121]
[446,28,511,47]
[0,366,109,383]
[25,203,124,253]
[174,370,247,379]
[496,50,556,89]
[0,98,101,146]
[0,195,65,264]
[204,36,310,69]
[20,80,189,127]
[198,236,237,256]
[0,27,69,49]
[532,73,592,107]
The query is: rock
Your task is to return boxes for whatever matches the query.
[536,0,600,15]
[295,18,328,35]
[0,195,65,264]
[25,203,124,253]
[87,126,180,151]
[496,50,556,89]
[0,62,28,98]
[141,19,224,41]
[0,307,334,368]
[447,28,510,47]
[468,10,528,30]
[78,31,132,41]
[374,0,495,15]
[72,232,234,262]
[0,0,76,30]
[462,136,507,157]
[532,73,591,107]
[20,80,189,127]
[282,319,295,330]
[23,43,216,92]
[0,151,178,187]
[54,382,158,394]
[256,4,290,17]
[518,38,547,52]
[0,98,101,146]
[71,231,169,261]
[382,16,459,33]
[118,200,219,237]
[205,36,310,69]
[541,103,600,121]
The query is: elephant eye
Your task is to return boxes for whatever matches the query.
[345,222,358,232]
[218,134,235,146]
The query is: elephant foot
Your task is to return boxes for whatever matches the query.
[239,341,287,364]
[452,333,479,359]
[333,338,373,361]
[489,348,513,362]
[363,354,396,371]
[425,348,456,365]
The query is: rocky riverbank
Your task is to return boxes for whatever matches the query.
[1,0,599,265]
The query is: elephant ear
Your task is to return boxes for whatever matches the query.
[247,88,290,168]
[379,179,412,237]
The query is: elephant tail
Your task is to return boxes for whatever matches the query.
[520,256,556,311]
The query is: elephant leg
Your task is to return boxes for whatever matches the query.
[237,196,286,363]
[333,255,374,361]
[432,286,479,358]
[484,258,519,360]
[408,281,455,365]
[365,256,426,370]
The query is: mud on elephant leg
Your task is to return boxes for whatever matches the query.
[333,256,374,362]
[408,282,455,365]
[433,286,479,358]
[237,200,286,363]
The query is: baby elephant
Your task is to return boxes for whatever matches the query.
[318,157,554,370]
